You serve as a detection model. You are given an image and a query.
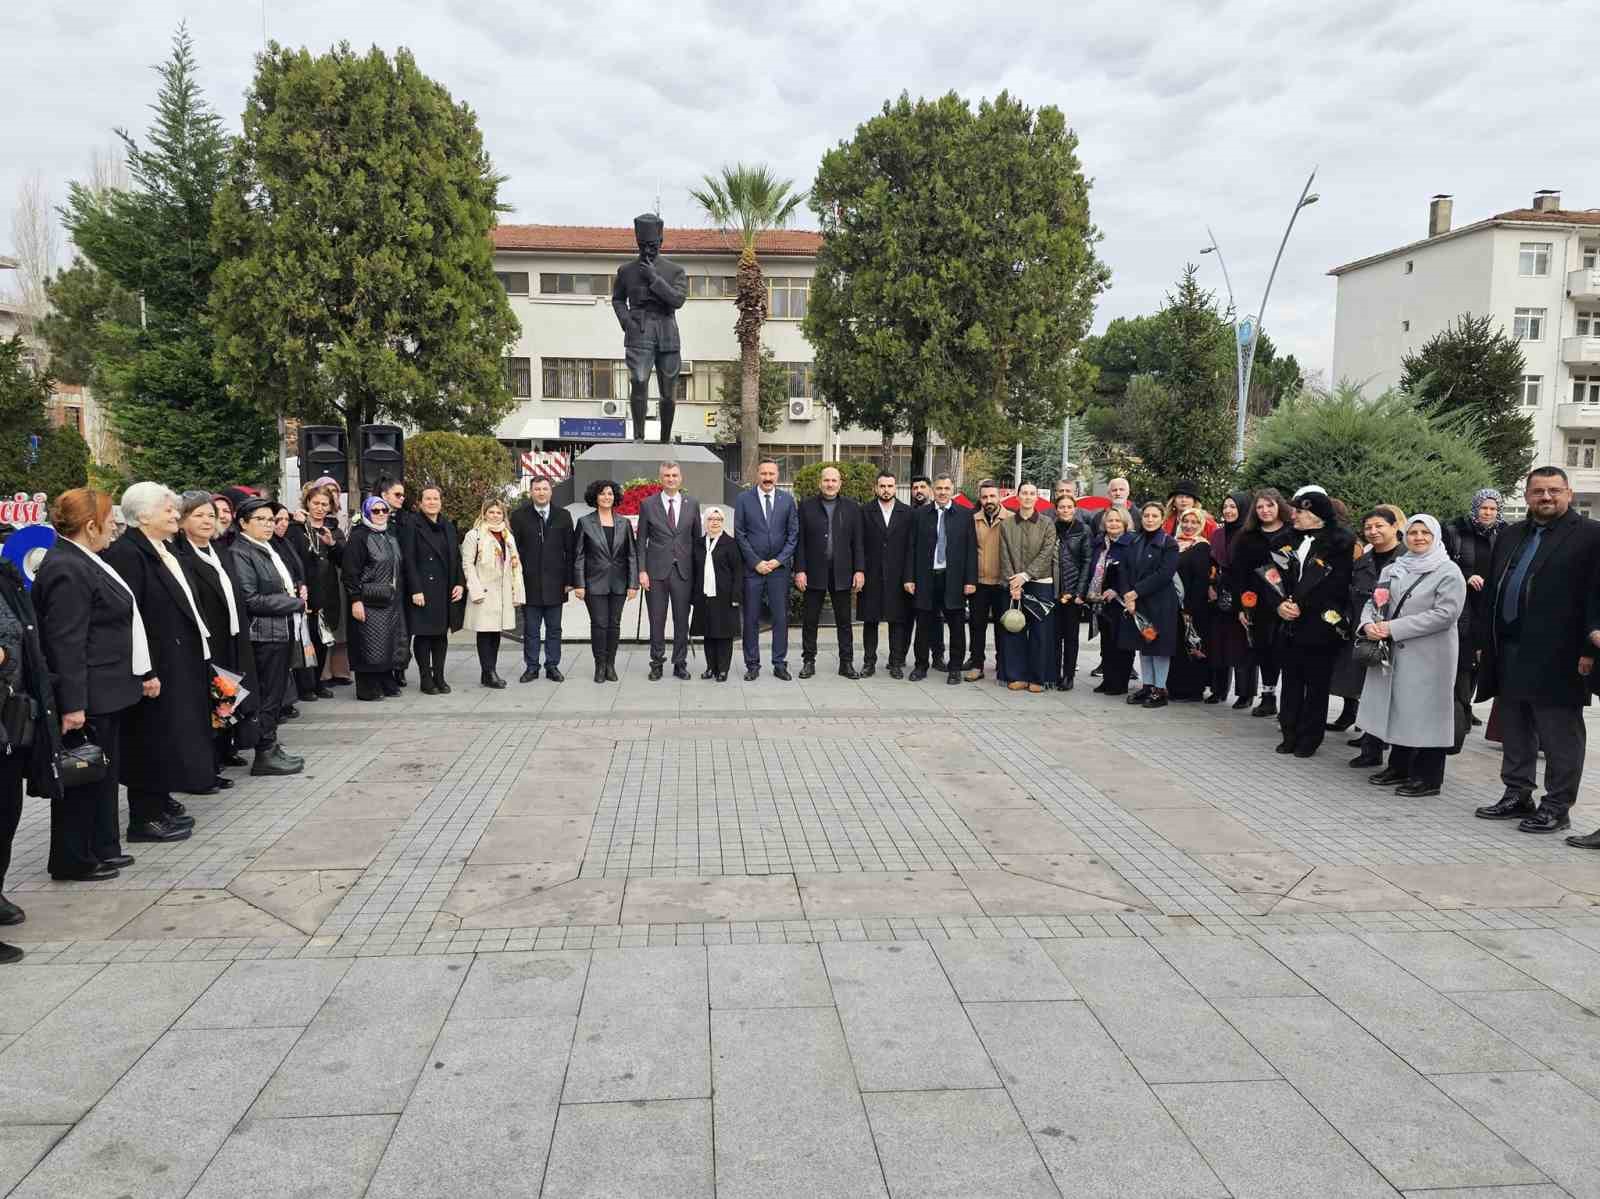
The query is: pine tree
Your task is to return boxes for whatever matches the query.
[1400,313,1533,490]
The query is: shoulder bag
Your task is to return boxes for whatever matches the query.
[1352,572,1431,669]
[0,679,37,752]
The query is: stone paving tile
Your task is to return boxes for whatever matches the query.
[542,1099,714,1199]
[1451,989,1600,1101]
[708,943,833,1008]
[187,1114,395,1199]
[176,958,353,1029]
[797,871,983,918]
[931,938,1077,1002]
[564,946,709,1103]
[0,1128,68,1198]
[0,964,104,1034]
[450,950,589,1020]
[1433,1071,1600,1199]
[4,888,164,942]
[621,874,805,923]
[1355,930,1550,993]
[864,1089,1059,1199]
[1462,928,1600,1006]
[1152,935,1318,999]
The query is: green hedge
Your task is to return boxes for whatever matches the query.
[404,431,515,534]
[791,460,878,503]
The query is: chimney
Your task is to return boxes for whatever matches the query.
[1532,189,1561,212]
[1428,194,1453,237]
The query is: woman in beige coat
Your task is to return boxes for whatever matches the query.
[461,497,525,689]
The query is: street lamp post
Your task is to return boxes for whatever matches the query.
[1202,170,1319,464]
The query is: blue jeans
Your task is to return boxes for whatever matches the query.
[522,603,563,669]
[1139,654,1171,687]
[742,567,790,669]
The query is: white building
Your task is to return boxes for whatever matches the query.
[1329,190,1600,513]
[489,224,949,484]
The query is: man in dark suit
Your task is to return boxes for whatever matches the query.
[907,473,945,669]
[859,470,914,678]
[510,476,575,683]
[795,466,865,679]
[903,474,978,684]
[1473,466,1600,837]
[636,460,700,680]
[734,459,799,681]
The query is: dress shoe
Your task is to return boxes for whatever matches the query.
[358,690,385,702]
[931,654,948,673]
[1368,768,1407,786]
[1292,747,1317,759]
[297,691,319,703]
[887,665,904,680]
[210,775,234,790]
[1349,752,1384,769]
[128,818,192,843]
[281,705,300,720]
[946,672,961,686]
[221,752,247,768]
[1092,681,1112,694]
[251,747,304,777]
[839,664,859,680]
[1564,829,1600,849]
[545,667,564,682]
[649,663,664,681]
[1474,793,1536,820]
[1008,681,1028,691]
[798,661,816,679]
[772,666,792,681]
[1203,693,1224,705]
[1143,691,1169,709]
[1518,808,1570,834]
[419,678,439,695]
[1252,694,1277,718]
[1274,742,1295,755]
[674,664,691,680]
[314,685,335,699]
[963,668,984,682]
[481,672,507,689]
[1396,782,1441,797]
[908,667,928,682]
[1059,678,1075,691]
[860,661,877,678]
[744,667,761,681]
[51,863,118,882]
[520,668,541,683]
[1126,686,1153,705]
[1231,696,1252,710]
[328,676,353,687]
[165,811,196,829]
[716,672,729,682]
[1327,715,1355,732]
[701,668,716,680]
[164,798,188,817]
[1101,687,1128,697]
[0,943,23,964]
[435,678,452,694]
[1347,735,1367,748]
[100,854,135,869]
[0,897,24,926]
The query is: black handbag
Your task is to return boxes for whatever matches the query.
[361,582,393,608]
[1,680,37,751]
[56,729,109,789]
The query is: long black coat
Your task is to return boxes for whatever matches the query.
[1278,526,1358,651]
[1478,509,1600,707]
[285,521,344,615]
[342,525,408,673]
[1332,543,1400,700]
[400,514,464,636]
[1443,515,1499,656]
[101,530,216,795]
[0,559,63,801]
[1055,518,1093,598]
[795,496,865,592]
[510,502,576,607]
[1230,524,1298,645]
[859,499,913,624]
[1116,531,1181,657]
[172,538,257,712]
[689,533,743,640]
[33,538,144,718]
[903,502,978,612]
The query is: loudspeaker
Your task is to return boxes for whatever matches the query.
[357,424,404,493]
[297,425,348,492]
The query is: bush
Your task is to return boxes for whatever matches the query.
[791,460,877,503]
[404,431,515,534]
[1240,384,1494,521]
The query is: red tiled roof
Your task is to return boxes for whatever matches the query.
[1490,207,1600,226]
[492,224,823,257]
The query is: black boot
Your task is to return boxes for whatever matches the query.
[605,650,619,683]
[419,668,438,696]
[481,670,506,690]
[1252,692,1277,718]
[594,658,607,683]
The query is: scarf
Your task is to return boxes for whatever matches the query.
[703,533,721,598]
[1468,488,1506,535]
[361,495,389,523]
[1378,514,1451,586]
[1215,490,1251,568]
[148,532,212,661]
[78,540,153,676]
[189,540,241,637]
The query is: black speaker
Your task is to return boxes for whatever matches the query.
[298,425,348,492]
[357,424,404,493]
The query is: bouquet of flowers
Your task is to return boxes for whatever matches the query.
[210,667,249,731]
[1132,611,1158,643]
[1254,564,1288,601]
[614,481,662,517]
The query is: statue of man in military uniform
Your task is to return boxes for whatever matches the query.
[611,213,688,443]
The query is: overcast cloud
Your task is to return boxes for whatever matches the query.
[6,0,1598,377]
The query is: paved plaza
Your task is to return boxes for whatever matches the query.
[3,639,1600,1197]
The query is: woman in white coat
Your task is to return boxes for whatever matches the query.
[461,497,525,689]
[1357,514,1466,797]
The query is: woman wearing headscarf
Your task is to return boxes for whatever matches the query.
[1205,491,1254,706]
[343,496,409,701]
[460,496,524,688]
[231,498,308,776]
[1230,488,1297,718]
[1358,515,1467,796]
[998,482,1059,694]
[1443,487,1504,743]
[1167,507,1213,702]
[1087,505,1136,696]
[1119,501,1181,709]
[1053,493,1092,690]
[691,506,742,681]
[1273,491,1356,758]
[285,482,344,703]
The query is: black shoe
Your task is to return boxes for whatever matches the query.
[1564,829,1600,849]
[1252,694,1277,718]
[221,752,248,768]
[1349,753,1384,769]
[798,661,816,679]
[297,691,319,704]
[604,662,618,682]
[1092,681,1112,694]
[674,664,691,680]
[1347,735,1367,748]
[165,811,196,829]
[773,666,792,681]
[393,670,408,688]
[1143,691,1169,709]
[701,668,716,680]
[1293,747,1317,759]
[594,664,607,683]
[861,660,877,678]
[932,655,948,673]
[100,854,135,869]
[887,665,904,680]
[0,897,23,926]
[128,818,192,843]
[545,667,564,683]
[0,943,23,964]
[1060,678,1075,692]
[1475,793,1536,821]
[649,663,664,681]
[327,676,353,687]
[1368,769,1407,786]
[481,672,507,689]
[358,689,385,702]
[163,798,188,817]
[1327,715,1355,732]
[1471,714,1483,727]
[744,668,761,681]
[1519,808,1570,834]
[314,685,335,699]
[1090,665,1104,678]
[250,747,304,778]
[281,705,300,720]
[50,863,119,882]
[382,680,402,697]
[1274,742,1295,754]
[435,678,452,695]
[716,673,728,682]
[1126,686,1153,705]
[1203,693,1224,705]
[1396,782,1441,797]
[420,677,439,695]
[1101,687,1128,697]
[839,664,859,680]
[520,668,541,683]
[946,671,961,686]
[908,667,928,682]
[1231,696,1252,710]
[207,776,234,791]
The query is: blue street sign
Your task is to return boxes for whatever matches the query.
[558,417,627,440]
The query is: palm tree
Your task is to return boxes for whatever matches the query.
[689,164,806,482]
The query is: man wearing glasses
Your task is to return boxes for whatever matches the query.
[1473,467,1600,840]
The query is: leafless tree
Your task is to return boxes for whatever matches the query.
[85,144,129,197]
[7,172,59,336]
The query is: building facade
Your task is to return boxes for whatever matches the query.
[1330,191,1600,513]
[490,225,948,485]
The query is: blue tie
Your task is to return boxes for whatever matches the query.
[1500,525,1544,626]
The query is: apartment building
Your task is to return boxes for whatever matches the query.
[1329,190,1600,513]
[489,224,948,483]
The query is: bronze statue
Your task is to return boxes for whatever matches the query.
[611,213,688,442]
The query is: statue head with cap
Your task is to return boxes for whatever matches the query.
[633,213,664,265]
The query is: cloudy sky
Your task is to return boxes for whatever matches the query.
[6,0,1597,377]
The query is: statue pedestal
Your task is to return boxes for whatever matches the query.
[573,442,726,509]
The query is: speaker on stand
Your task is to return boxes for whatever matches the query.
[297,425,350,496]
[356,424,405,496]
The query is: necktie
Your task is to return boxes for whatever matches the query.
[668,496,677,530]
[934,505,947,570]
[763,492,772,523]
[1500,525,1545,625]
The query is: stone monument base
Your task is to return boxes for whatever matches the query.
[573,442,726,511]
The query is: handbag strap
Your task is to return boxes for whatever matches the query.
[1388,571,1433,621]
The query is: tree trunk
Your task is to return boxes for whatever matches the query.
[910,421,928,480]
[734,246,765,483]
[879,428,894,475]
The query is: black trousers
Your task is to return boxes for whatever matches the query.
[0,754,23,892]
[861,620,908,667]
[1279,642,1338,753]
[704,638,733,675]
[1211,658,1256,702]
[1390,745,1446,787]
[646,575,692,667]
[1253,631,1281,690]
[914,605,966,672]
[476,632,501,674]
[296,609,330,696]
[966,583,1008,668]
[1452,650,1477,750]
[802,588,855,664]
[49,708,123,873]
[413,633,448,683]
[585,592,626,665]
[1054,602,1083,683]
[1498,697,1586,813]
[253,641,291,751]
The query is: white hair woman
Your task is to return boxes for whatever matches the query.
[98,482,216,840]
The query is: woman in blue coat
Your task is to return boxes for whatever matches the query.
[1118,501,1181,709]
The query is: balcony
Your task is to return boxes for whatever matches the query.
[1565,467,1600,494]
[1568,268,1600,301]
[1562,336,1600,366]
[1557,403,1600,429]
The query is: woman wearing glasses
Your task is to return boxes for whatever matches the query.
[343,496,409,701]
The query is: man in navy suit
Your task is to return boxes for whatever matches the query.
[734,459,799,680]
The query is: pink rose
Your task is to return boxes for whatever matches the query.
[1373,587,1390,607]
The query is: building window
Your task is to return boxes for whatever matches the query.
[539,273,613,297]
[1566,438,1598,470]
[686,274,737,299]
[1576,308,1600,337]
[766,277,810,320]
[1404,260,1413,275]
[542,358,616,399]
[757,442,823,482]
[778,361,814,398]
[1584,246,1598,269]
[1512,307,1546,341]
[494,271,529,295]
[504,357,531,398]
[1521,375,1542,407]
[1573,376,1600,404]
[1518,242,1552,277]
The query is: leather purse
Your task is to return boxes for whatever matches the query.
[360,582,393,608]
[56,729,109,789]
[1,680,37,752]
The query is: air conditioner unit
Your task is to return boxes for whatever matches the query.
[789,397,816,421]
[599,399,625,418]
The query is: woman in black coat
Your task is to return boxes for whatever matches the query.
[1205,491,1253,706]
[231,499,308,776]
[1052,496,1092,690]
[1118,502,1182,709]
[1274,492,1357,758]
[285,483,345,702]
[1168,508,1213,702]
[1443,488,1503,744]
[1337,506,1405,763]
[400,485,465,695]
[343,497,409,701]
[33,489,144,880]
[174,492,257,773]
[101,483,219,840]
[690,506,743,681]
[1230,488,1297,718]
[573,479,639,684]
[1086,506,1137,696]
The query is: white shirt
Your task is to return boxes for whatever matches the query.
[535,505,550,523]
[878,500,895,526]
[703,534,721,597]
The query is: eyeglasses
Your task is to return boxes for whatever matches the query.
[1525,488,1565,499]
[369,507,390,515]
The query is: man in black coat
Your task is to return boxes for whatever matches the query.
[1472,467,1600,837]
[902,474,978,685]
[859,471,914,679]
[510,476,575,683]
[374,476,413,686]
[794,466,866,679]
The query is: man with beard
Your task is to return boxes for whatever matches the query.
[963,481,1010,682]
[904,474,977,684]
[906,475,945,670]
[859,471,914,678]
